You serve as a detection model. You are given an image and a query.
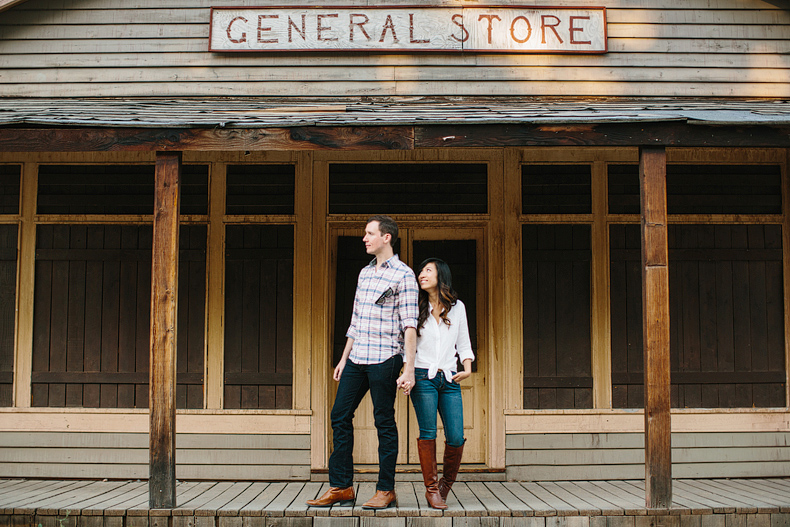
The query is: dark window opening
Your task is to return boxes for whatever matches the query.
[226,165,295,215]
[0,165,20,215]
[522,165,592,215]
[329,164,487,214]
[37,165,208,215]
[608,164,781,215]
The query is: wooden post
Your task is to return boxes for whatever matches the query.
[149,151,181,509]
[639,147,672,509]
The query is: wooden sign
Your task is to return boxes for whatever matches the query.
[210,6,607,53]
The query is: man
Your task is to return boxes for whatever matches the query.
[307,215,418,510]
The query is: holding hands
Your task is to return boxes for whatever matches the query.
[397,369,415,395]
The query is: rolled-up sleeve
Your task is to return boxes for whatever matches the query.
[398,274,419,330]
[455,301,475,362]
[346,277,362,340]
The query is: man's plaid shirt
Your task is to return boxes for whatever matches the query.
[346,254,419,364]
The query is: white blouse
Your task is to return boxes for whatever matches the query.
[415,299,475,382]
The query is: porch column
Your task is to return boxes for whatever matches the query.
[149,151,181,509]
[639,147,672,508]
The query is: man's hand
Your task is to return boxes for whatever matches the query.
[334,359,346,381]
[396,369,415,395]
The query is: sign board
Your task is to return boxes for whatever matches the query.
[210,6,607,53]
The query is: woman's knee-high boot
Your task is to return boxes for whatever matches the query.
[417,439,447,509]
[438,441,464,501]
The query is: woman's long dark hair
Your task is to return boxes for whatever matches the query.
[415,258,458,337]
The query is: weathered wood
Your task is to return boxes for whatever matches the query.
[639,146,671,509]
[416,124,790,149]
[0,128,414,152]
[149,151,181,509]
[2,123,790,154]
[0,478,788,518]
[14,163,37,408]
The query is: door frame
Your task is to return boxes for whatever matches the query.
[310,149,507,473]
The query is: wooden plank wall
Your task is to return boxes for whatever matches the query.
[506,431,790,481]
[0,166,19,406]
[223,225,294,410]
[0,431,310,480]
[522,224,593,409]
[0,0,788,97]
[610,224,786,409]
[31,225,206,409]
[0,225,17,407]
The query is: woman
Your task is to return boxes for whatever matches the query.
[404,258,474,510]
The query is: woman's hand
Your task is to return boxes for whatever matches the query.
[452,359,473,383]
[397,369,415,395]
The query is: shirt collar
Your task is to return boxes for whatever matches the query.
[368,253,400,269]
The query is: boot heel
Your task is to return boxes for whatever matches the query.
[337,499,355,507]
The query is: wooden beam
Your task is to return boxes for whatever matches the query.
[204,162,225,410]
[13,162,36,408]
[1,123,790,152]
[149,151,181,509]
[639,147,672,509]
[0,127,414,152]
[416,123,790,148]
[591,159,612,409]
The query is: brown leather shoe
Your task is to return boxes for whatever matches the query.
[361,490,397,509]
[306,486,355,507]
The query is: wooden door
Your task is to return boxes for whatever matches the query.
[406,228,487,465]
[330,227,487,466]
[330,229,411,465]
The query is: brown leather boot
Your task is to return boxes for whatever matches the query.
[438,441,464,500]
[417,439,447,510]
[306,486,355,507]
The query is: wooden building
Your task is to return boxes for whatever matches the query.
[0,0,789,505]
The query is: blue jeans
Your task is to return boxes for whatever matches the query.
[328,355,403,491]
[410,368,465,447]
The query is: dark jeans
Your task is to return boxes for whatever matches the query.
[328,354,403,491]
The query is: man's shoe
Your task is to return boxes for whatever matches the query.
[306,486,355,507]
[361,490,397,509]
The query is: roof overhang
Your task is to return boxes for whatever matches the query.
[0,0,28,13]
[1,97,790,151]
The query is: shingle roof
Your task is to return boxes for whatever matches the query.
[1,97,790,128]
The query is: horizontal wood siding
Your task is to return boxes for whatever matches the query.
[506,432,790,481]
[0,431,310,480]
[0,1,787,97]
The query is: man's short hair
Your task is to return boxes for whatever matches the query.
[367,214,399,247]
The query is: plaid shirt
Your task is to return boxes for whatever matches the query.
[346,254,419,364]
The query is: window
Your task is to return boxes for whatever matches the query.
[329,163,487,214]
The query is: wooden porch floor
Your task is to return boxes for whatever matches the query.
[2,479,790,527]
